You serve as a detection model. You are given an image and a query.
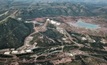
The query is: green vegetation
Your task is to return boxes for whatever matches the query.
[0,17,33,49]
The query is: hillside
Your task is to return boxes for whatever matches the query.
[16,3,94,19]
[0,17,33,49]
[2,0,107,4]
[0,2,107,19]
[0,1,107,65]
[3,19,106,65]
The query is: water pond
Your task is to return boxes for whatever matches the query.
[71,19,100,29]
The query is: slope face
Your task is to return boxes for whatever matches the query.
[17,3,93,19]
[0,17,33,49]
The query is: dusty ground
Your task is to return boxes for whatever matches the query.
[34,16,107,37]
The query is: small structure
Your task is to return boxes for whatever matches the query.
[92,40,96,43]
[20,50,25,54]
[10,48,15,51]
[81,37,87,41]
[11,51,18,54]
[56,22,61,26]
[25,21,36,23]
[25,50,32,53]
[62,38,71,43]
[50,20,61,26]
[50,20,56,24]
[4,51,10,55]
[62,38,67,41]
[65,53,74,57]
[25,20,37,27]
[46,18,51,22]
[17,18,22,21]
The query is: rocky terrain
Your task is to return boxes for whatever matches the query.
[34,16,107,36]
[14,3,98,19]
[0,1,107,65]
[1,2,107,19]
[0,18,107,65]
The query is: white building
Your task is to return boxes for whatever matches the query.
[17,18,22,21]
[11,51,18,54]
[25,21,37,24]
[50,20,56,24]
[20,50,25,54]
[4,51,10,55]
[25,50,32,53]
[46,19,51,22]
[56,22,61,26]
[81,37,87,41]
[65,53,74,57]
[92,40,96,43]
[50,20,61,26]
[62,38,67,41]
